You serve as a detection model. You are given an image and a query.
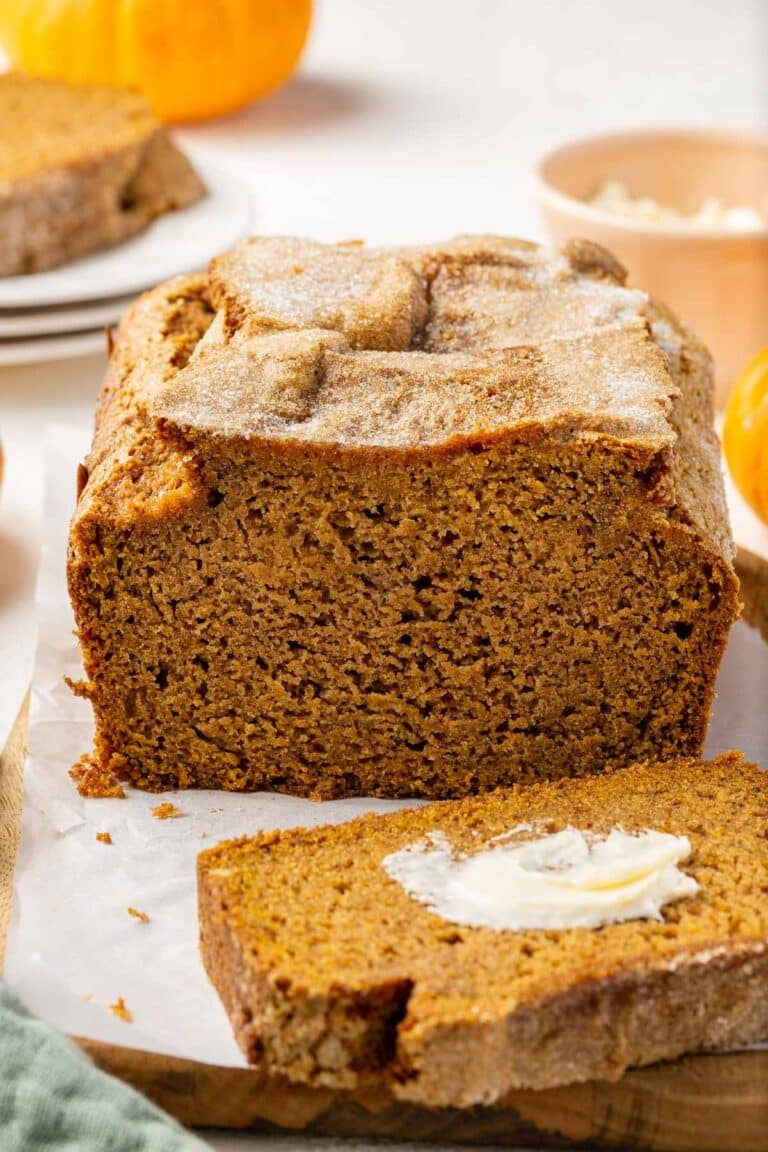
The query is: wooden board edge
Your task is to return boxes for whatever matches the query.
[0,691,28,968]
[79,1037,768,1151]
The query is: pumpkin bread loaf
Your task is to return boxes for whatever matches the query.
[198,753,768,1105]
[0,72,204,275]
[68,234,739,798]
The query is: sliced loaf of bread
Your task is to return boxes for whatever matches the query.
[198,752,768,1107]
[68,235,738,799]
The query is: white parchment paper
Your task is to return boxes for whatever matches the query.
[5,424,768,1066]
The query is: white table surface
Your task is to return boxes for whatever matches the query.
[1,1,766,1148]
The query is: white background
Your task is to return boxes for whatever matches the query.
[1,1,767,1148]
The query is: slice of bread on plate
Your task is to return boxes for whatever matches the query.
[198,752,768,1107]
[0,72,205,275]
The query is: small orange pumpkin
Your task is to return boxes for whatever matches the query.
[0,0,311,123]
[723,346,768,525]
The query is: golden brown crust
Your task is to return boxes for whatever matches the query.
[198,754,768,1105]
[153,234,679,453]
[209,235,429,350]
[76,234,732,553]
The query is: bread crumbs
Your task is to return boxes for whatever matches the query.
[96,831,112,845]
[70,754,125,799]
[151,801,183,820]
[127,907,149,923]
[64,675,92,699]
[109,996,132,1022]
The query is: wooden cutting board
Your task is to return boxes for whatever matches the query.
[2,549,768,1150]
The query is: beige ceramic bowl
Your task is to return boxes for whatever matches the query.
[536,129,768,406]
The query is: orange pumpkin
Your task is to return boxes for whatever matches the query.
[0,0,311,123]
[723,346,768,525]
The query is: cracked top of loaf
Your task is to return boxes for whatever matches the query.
[150,234,686,452]
[76,234,731,561]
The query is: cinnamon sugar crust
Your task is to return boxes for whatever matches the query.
[155,235,676,451]
[68,235,739,797]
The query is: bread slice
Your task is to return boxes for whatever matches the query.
[68,234,738,798]
[0,73,204,275]
[198,753,768,1107]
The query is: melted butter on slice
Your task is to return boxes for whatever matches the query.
[382,825,699,932]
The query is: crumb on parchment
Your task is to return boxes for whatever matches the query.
[127,907,149,924]
[151,801,184,820]
[96,831,112,845]
[64,675,92,699]
[109,996,132,1023]
[70,754,125,799]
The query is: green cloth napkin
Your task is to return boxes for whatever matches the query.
[0,981,208,1151]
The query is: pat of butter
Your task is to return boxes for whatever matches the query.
[382,825,698,931]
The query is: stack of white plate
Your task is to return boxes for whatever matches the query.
[0,165,253,367]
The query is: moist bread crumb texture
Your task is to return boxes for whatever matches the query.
[197,754,768,1105]
[68,234,739,798]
